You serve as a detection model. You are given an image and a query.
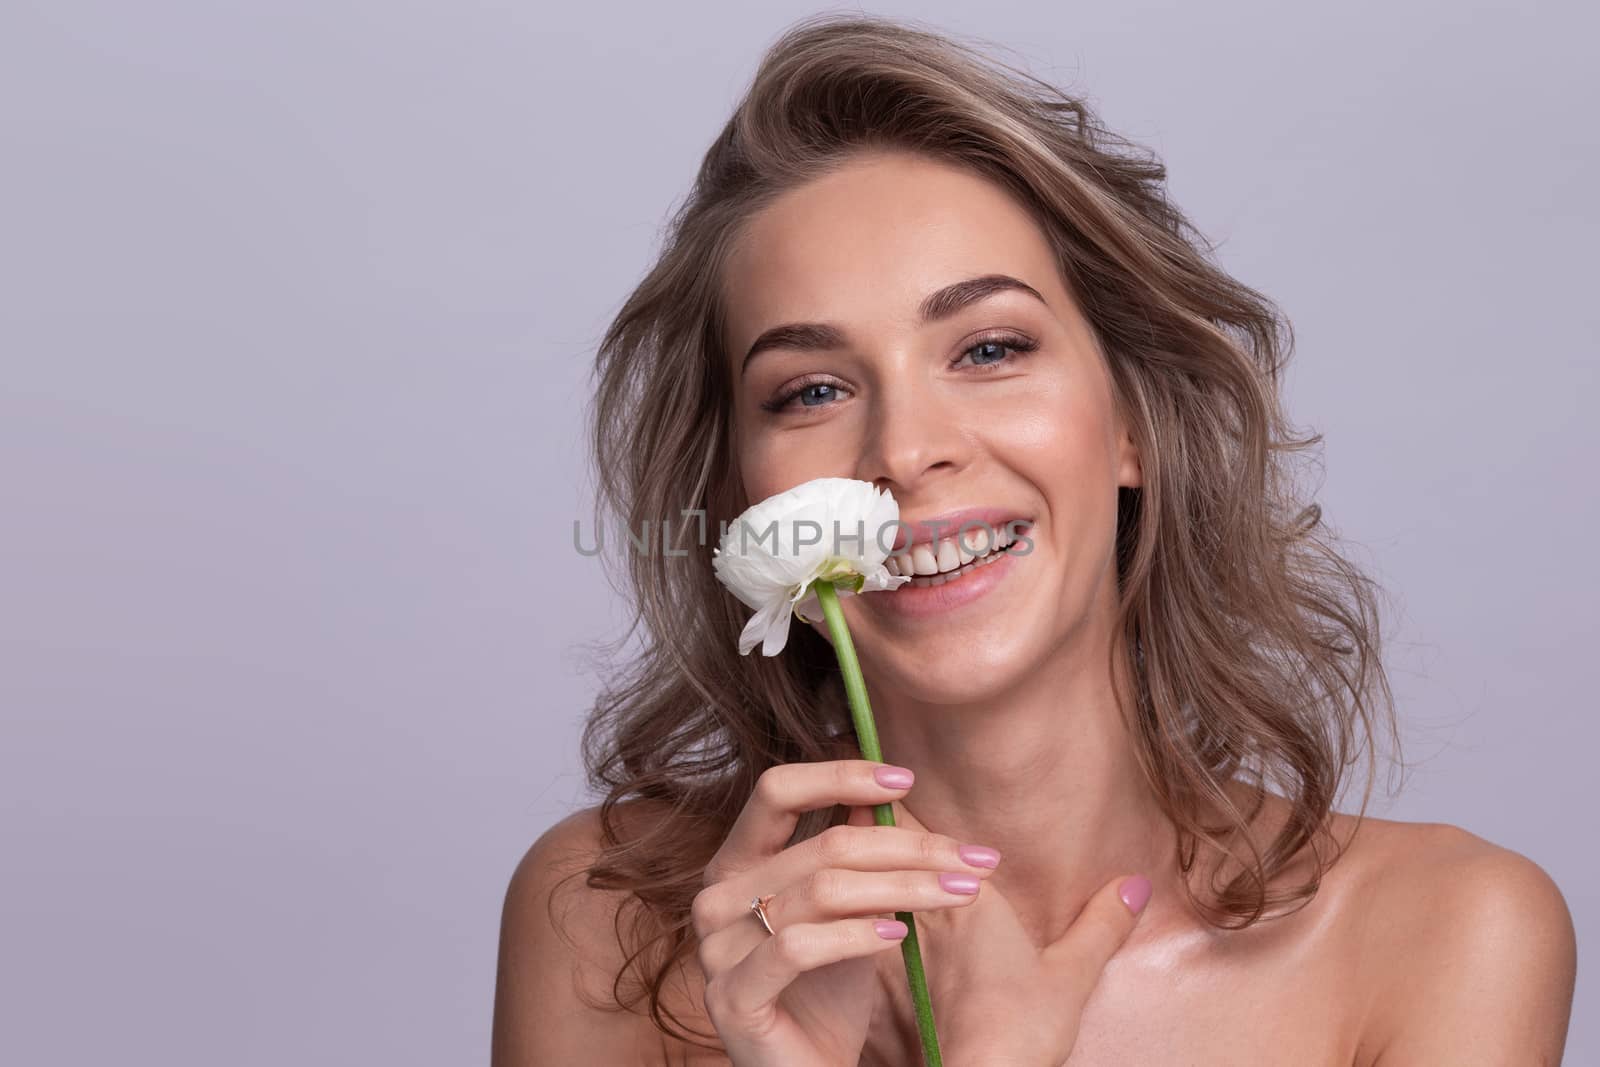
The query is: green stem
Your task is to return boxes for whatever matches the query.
[811,579,943,1067]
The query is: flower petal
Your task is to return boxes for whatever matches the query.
[713,477,907,656]
[737,595,795,657]
[761,608,795,656]
[859,565,913,594]
[791,565,909,623]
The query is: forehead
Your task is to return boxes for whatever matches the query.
[721,152,1066,356]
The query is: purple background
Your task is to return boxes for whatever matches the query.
[1,2,1591,1062]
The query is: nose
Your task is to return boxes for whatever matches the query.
[855,366,969,495]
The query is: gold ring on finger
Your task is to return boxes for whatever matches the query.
[748,894,776,936]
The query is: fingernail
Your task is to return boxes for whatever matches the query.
[875,919,908,940]
[939,872,980,895]
[958,844,1001,869]
[873,765,915,789]
[1118,875,1152,915]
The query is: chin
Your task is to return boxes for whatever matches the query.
[879,640,1039,706]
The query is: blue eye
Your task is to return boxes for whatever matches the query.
[966,338,1024,366]
[798,383,838,406]
[957,332,1040,368]
[760,376,848,414]
[760,331,1039,414]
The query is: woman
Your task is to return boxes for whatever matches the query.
[494,14,1576,1065]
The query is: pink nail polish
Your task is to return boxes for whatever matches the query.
[873,765,914,789]
[1118,875,1152,915]
[958,844,1001,868]
[939,872,980,895]
[875,920,908,939]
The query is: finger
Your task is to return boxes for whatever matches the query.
[705,917,909,1029]
[699,864,982,975]
[695,821,1000,934]
[711,760,916,879]
[1043,873,1153,980]
[768,865,984,929]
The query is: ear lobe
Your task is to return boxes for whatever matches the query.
[1118,426,1143,490]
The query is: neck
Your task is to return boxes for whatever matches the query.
[864,613,1178,948]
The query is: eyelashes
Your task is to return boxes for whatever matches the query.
[759,331,1041,414]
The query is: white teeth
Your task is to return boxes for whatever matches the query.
[960,527,998,556]
[894,521,1033,582]
[956,537,976,565]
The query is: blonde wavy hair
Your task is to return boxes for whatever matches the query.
[562,11,1401,1051]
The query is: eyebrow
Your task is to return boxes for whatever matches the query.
[738,273,1048,376]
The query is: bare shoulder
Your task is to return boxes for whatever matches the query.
[1337,814,1578,1065]
[491,806,635,1065]
[492,802,730,1067]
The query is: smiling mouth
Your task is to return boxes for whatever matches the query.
[902,547,1011,588]
[887,519,1034,588]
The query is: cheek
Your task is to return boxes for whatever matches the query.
[737,412,864,505]
[732,428,851,508]
[987,381,1115,494]
[986,380,1123,592]
[738,436,821,506]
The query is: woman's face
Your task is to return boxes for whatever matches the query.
[721,150,1141,703]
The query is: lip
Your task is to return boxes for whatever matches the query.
[872,518,1036,620]
[889,507,1032,553]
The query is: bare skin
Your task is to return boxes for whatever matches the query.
[496,785,1574,1065]
[491,148,1576,1064]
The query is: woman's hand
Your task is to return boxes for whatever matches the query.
[866,800,1153,1067]
[690,759,1003,1066]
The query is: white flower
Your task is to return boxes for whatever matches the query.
[712,477,911,656]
